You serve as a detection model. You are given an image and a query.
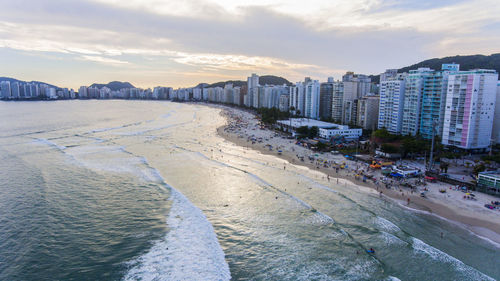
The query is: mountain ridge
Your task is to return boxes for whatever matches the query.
[370,53,500,83]
[89,81,135,91]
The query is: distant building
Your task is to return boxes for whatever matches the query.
[343,99,357,125]
[11,82,20,98]
[380,69,398,82]
[0,81,11,99]
[289,81,305,115]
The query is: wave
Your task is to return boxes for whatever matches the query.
[114,151,231,281]
[412,238,495,280]
[124,187,231,281]
[33,138,67,150]
[375,217,401,233]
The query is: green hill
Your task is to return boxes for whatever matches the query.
[371,53,500,83]
[90,81,135,91]
[199,75,292,88]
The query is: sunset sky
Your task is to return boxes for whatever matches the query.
[1,0,499,89]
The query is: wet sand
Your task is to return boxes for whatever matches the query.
[214,105,500,245]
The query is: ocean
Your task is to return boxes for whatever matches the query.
[0,100,498,280]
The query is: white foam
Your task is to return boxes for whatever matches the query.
[375,217,401,233]
[33,138,67,150]
[380,231,407,246]
[124,187,231,281]
[412,237,495,280]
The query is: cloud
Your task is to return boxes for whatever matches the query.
[79,55,129,65]
[0,0,498,88]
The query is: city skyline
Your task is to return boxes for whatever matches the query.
[1,0,500,89]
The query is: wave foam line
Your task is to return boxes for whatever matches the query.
[412,238,495,280]
[33,138,67,150]
[124,157,231,281]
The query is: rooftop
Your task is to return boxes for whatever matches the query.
[277,118,347,129]
[479,171,500,179]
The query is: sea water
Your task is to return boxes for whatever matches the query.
[0,100,498,280]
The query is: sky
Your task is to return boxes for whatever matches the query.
[0,0,499,89]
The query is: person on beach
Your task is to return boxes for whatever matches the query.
[407,198,410,205]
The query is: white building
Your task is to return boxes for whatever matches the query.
[442,69,498,150]
[1,81,11,99]
[289,82,305,115]
[331,82,344,122]
[319,126,362,140]
[276,118,361,139]
[304,80,320,119]
[378,75,406,133]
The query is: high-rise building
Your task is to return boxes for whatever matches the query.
[246,73,259,108]
[78,86,88,98]
[0,81,11,99]
[442,69,498,150]
[378,74,406,134]
[493,83,500,144]
[343,99,358,125]
[401,65,457,139]
[342,71,371,98]
[357,95,380,130]
[224,84,234,104]
[289,82,305,115]
[233,87,242,106]
[319,81,334,119]
[401,68,428,136]
[11,82,20,98]
[331,82,344,123]
[279,93,290,112]
[380,69,398,82]
[304,80,320,119]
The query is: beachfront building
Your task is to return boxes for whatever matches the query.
[11,82,20,99]
[246,73,259,108]
[304,80,320,119]
[319,78,334,119]
[401,68,428,136]
[400,64,458,139]
[378,74,406,133]
[357,95,380,130]
[492,82,500,144]
[331,82,345,123]
[343,99,357,125]
[276,118,362,140]
[477,171,500,194]
[318,125,362,140]
[441,69,498,150]
[279,93,289,112]
[1,81,11,99]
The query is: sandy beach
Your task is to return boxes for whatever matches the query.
[214,105,500,245]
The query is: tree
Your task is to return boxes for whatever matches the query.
[309,126,319,138]
[381,143,399,153]
[440,162,449,173]
[473,163,486,175]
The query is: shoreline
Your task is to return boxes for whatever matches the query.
[213,105,500,246]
